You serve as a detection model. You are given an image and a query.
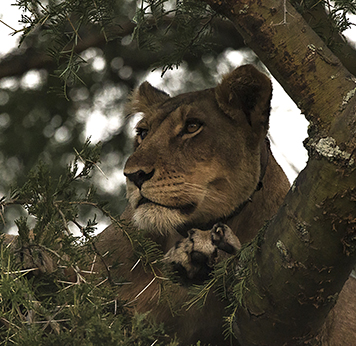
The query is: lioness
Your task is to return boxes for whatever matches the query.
[94,64,356,345]
[94,64,292,345]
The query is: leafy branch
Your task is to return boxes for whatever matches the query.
[0,139,177,345]
[2,0,356,88]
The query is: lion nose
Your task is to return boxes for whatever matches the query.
[124,169,155,189]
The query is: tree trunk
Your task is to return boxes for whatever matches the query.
[200,0,356,344]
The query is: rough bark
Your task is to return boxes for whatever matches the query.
[199,0,356,344]
[294,1,356,77]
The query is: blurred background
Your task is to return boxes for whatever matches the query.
[1,0,355,234]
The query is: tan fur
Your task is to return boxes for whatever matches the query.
[319,277,356,345]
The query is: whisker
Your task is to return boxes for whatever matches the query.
[183,183,225,203]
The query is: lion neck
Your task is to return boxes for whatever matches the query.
[170,138,270,237]
[225,148,289,244]
[222,137,270,222]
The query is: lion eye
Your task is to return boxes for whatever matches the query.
[184,121,202,134]
[136,128,148,141]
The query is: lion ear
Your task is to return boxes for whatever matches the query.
[128,82,170,114]
[215,64,272,135]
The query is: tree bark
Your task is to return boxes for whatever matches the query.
[200,0,356,344]
[293,1,356,77]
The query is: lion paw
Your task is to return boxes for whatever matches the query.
[164,223,241,284]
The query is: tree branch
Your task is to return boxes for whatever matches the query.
[294,1,356,77]
[0,18,245,80]
[204,0,355,137]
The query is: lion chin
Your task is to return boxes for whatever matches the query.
[132,204,186,235]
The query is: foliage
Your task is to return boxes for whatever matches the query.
[0,141,178,346]
[0,42,133,229]
[15,0,118,98]
[132,0,219,75]
[12,0,221,81]
[328,0,356,32]
[11,0,356,84]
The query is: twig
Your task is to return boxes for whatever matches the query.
[56,208,71,236]
[0,317,20,330]
[66,16,82,41]
[123,277,157,307]
[23,319,70,324]
[90,253,97,274]
[134,277,156,300]
[3,267,39,276]
[95,277,108,287]
[0,203,5,225]
[130,258,141,271]
[70,218,113,283]
[40,304,68,334]
[272,0,294,26]
[57,280,78,286]
[114,298,117,315]
[37,244,87,284]
[74,269,98,274]
[73,148,108,180]
[282,0,288,25]
[0,19,16,32]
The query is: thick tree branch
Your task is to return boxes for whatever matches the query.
[231,124,356,344]
[295,1,356,77]
[204,0,355,137]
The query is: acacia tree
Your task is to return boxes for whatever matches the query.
[1,0,356,344]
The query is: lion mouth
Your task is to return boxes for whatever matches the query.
[137,196,196,215]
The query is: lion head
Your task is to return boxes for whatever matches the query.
[124,65,273,236]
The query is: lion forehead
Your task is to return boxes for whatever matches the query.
[137,93,221,130]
